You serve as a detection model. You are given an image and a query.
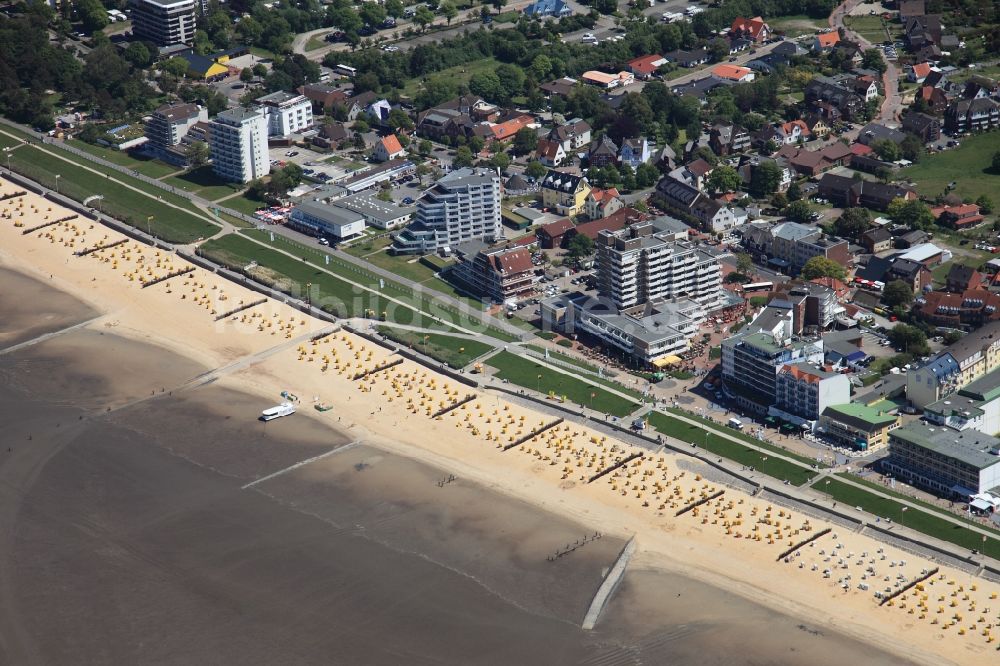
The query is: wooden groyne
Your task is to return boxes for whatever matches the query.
[879,567,939,606]
[776,527,831,562]
[588,452,643,484]
[581,536,636,630]
[431,394,476,418]
[141,266,194,288]
[352,357,403,380]
[214,298,267,321]
[74,238,127,257]
[22,213,78,234]
[0,190,27,202]
[675,489,725,517]
[502,418,564,451]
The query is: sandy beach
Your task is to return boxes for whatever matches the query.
[2,178,998,664]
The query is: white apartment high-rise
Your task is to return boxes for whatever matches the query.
[391,168,501,254]
[257,91,314,137]
[595,222,721,311]
[130,0,197,46]
[209,108,269,184]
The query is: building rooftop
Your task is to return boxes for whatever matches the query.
[822,403,898,431]
[294,200,364,226]
[257,90,306,105]
[214,107,264,124]
[332,191,415,224]
[891,422,1000,470]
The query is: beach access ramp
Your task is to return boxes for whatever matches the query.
[582,536,636,630]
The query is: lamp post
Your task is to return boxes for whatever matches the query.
[146,215,153,237]
[537,373,542,393]
[54,174,61,194]
[3,148,10,171]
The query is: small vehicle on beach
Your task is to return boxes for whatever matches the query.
[261,402,296,421]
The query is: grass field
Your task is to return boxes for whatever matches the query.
[198,233,425,323]
[768,14,829,35]
[362,249,439,284]
[485,351,638,417]
[67,140,178,179]
[221,193,268,215]
[5,144,218,243]
[902,132,1000,203]
[305,33,330,51]
[163,166,245,201]
[377,326,492,367]
[403,57,500,97]
[647,411,818,485]
[931,252,986,285]
[844,14,888,42]
[812,477,1000,559]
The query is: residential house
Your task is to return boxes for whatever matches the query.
[536,217,575,249]
[907,62,935,83]
[547,118,591,152]
[452,244,536,303]
[856,255,932,292]
[904,15,943,50]
[588,136,619,167]
[899,0,925,21]
[691,198,741,234]
[310,121,350,150]
[756,119,809,146]
[802,114,832,138]
[817,173,917,210]
[581,70,634,89]
[917,84,949,114]
[709,123,750,155]
[540,170,591,217]
[539,77,578,99]
[345,91,378,121]
[372,134,405,162]
[585,187,624,220]
[567,207,643,242]
[669,158,713,190]
[711,64,756,83]
[945,98,1000,134]
[861,226,892,254]
[901,111,941,142]
[776,142,853,177]
[857,123,906,146]
[664,48,710,68]
[944,263,984,293]
[933,204,984,230]
[851,154,898,177]
[299,84,349,115]
[536,138,566,167]
[730,16,771,42]
[906,320,1000,408]
[618,137,652,169]
[813,31,840,52]
[804,76,865,119]
[627,54,667,79]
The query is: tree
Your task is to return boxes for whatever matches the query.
[161,57,190,77]
[469,70,504,103]
[887,198,934,230]
[525,160,547,180]
[976,194,994,214]
[440,1,458,24]
[887,323,929,356]
[512,126,537,155]
[414,6,435,30]
[385,0,405,17]
[387,108,414,131]
[186,141,209,170]
[707,164,740,194]
[861,48,887,74]
[833,207,871,240]
[801,256,846,281]
[787,181,802,202]
[900,134,923,162]
[872,138,901,162]
[635,162,659,188]
[566,233,595,260]
[418,139,433,156]
[240,67,254,83]
[736,252,754,277]
[883,280,914,308]
[784,200,812,223]
[749,161,782,198]
[452,146,474,168]
[76,0,108,32]
[359,2,387,28]
[415,162,432,184]
[252,63,268,79]
[490,152,511,171]
[491,0,507,13]
[123,42,152,68]
[771,192,788,210]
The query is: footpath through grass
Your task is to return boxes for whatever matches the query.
[67,140,177,179]
[377,326,492,368]
[162,166,245,201]
[646,411,818,486]
[812,477,1000,560]
[6,144,218,243]
[485,351,639,417]
[242,229,519,342]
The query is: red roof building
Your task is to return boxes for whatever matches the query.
[536,218,575,249]
[931,203,984,229]
[627,54,667,78]
[731,16,771,42]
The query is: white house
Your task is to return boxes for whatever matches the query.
[372,134,406,162]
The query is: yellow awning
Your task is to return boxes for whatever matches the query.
[652,355,682,368]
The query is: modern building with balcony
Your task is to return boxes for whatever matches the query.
[906,320,1000,409]
[720,331,824,414]
[391,167,501,255]
[130,0,197,46]
[208,107,269,183]
[258,90,314,137]
[882,422,1000,497]
[769,361,850,430]
[818,403,900,452]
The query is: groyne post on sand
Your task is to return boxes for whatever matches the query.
[582,536,636,630]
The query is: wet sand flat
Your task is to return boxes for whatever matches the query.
[255,443,625,623]
[0,265,97,349]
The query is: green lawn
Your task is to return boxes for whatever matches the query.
[6,144,218,243]
[241,229,519,341]
[163,166,245,201]
[844,14,888,42]
[902,132,1000,203]
[222,193,268,215]
[403,57,500,97]
[946,63,1000,85]
[342,235,394,257]
[67,140,178,179]
[812,477,1000,559]
[931,253,985,286]
[767,14,829,36]
[647,411,818,486]
[362,249,439,284]
[485,351,639,417]
[377,326,492,367]
[305,33,331,51]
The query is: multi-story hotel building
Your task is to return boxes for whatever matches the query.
[208,108,269,184]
